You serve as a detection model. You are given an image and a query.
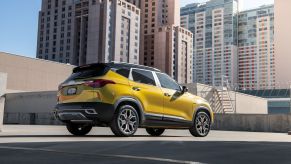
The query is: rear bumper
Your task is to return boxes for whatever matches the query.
[54,102,115,123]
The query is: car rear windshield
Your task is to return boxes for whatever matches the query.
[64,64,109,82]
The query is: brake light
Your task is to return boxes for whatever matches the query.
[84,79,115,88]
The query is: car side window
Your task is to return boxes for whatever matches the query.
[132,69,156,86]
[156,72,181,91]
[115,68,130,78]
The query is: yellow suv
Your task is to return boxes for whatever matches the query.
[55,62,213,137]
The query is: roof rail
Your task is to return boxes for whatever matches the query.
[109,61,160,72]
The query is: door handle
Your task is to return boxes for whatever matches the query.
[164,93,171,97]
[132,87,140,91]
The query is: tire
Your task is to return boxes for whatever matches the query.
[146,128,165,136]
[189,111,211,137]
[66,123,92,136]
[110,105,139,137]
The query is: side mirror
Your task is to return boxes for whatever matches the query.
[182,86,188,93]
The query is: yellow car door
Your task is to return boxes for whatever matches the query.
[129,69,164,118]
[155,72,193,122]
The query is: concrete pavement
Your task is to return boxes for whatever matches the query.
[0,125,290,143]
[0,125,291,164]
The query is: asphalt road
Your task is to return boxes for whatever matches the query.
[0,126,291,164]
[1,141,291,164]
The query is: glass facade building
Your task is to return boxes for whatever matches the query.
[181,0,239,87]
[238,5,275,90]
[181,1,275,90]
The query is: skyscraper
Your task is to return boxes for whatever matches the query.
[181,0,239,87]
[238,5,275,90]
[36,0,140,66]
[181,0,276,89]
[140,0,193,83]
[36,0,75,64]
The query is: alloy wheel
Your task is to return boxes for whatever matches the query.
[117,108,138,135]
[195,114,210,136]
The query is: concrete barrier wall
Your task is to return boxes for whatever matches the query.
[4,91,62,125]
[232,91,268,114]
[4,113,61,125]
[5,91,57,113]
[0,52,74,92]
[213,114,291,133]
[3,91,291,133]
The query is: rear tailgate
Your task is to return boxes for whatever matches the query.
[58,64,109,103]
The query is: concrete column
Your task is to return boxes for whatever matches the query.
[0,73,7,132]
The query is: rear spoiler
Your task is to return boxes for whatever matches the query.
[73,63,107,73]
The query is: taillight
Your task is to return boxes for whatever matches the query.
[84,79,115,88]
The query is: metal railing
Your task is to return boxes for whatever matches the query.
[185,82,291,114]
[196,84,236,114]
[183,83,236,113]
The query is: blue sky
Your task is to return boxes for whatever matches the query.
[0,0,274,59]
[0,0,41,58]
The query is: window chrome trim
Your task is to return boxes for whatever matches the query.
[152,71,161,87]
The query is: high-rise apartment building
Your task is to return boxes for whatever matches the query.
[181,0,278,90]
[36,0,75,64]
[238,5,275,90]
[140,0,193,83]
[154,26,193,83]
[36,0,140,66]
[181,0,239,87]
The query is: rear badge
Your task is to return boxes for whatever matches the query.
[67,87,77,95]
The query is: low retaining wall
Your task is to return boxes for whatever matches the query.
[4,113,61,125]
[4,112,291,133]
[4,91,62,125]
[3,91,291,133]
[213,114,291,133]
